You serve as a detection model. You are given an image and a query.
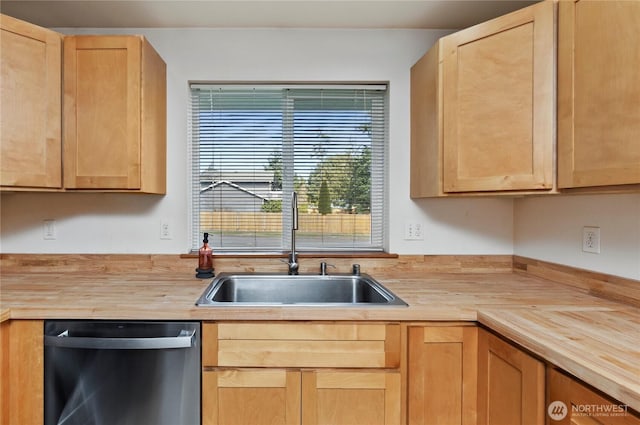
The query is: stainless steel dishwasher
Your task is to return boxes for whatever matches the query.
[44,321,200,425]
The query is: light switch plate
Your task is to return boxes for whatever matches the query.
[160,219,173,240]
[43,219,56,240]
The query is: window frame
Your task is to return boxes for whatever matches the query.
[188,82,388,253]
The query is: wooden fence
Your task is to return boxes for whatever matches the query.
[201,212,370,234]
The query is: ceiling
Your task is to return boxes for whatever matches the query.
[1,0,538,30]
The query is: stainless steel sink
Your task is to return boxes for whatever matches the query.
[195,273,408,306]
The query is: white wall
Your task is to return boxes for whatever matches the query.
[514,194,640,280]
[1,27,516,255]
[2,27,637,282]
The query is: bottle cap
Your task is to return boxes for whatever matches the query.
[203,232,209,243]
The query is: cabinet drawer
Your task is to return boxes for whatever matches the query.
[203,322,400,368]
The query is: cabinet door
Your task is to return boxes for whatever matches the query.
[0,14,62,189]
[203,369,301,425]
[548,368,640,425]
[63,35,142,190]
[477,329,545,425]
[302,370,401,425]
[0,320,43,425]
[407,325,478,425]
[441,1,555,192]
[558,0,640,188]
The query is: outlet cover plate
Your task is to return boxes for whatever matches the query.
[404,222,424,240]
[582,226,600,254]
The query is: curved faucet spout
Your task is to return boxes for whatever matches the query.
[288,191,299,275]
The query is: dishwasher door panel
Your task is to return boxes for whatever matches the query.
[44,321,200,425]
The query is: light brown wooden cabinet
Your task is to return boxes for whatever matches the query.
[0,14,166,193]
[2,319,638,425]
[477,328,545,425]
[547,368,640,425]
[410,1,555,197]
[302,370,400,425]
[202,322,401,425]
[411,0,640,197]
[0,14,62,189]
[63,35,166,193]
[557,0,640,189]
[407,325,478,425]
[203,369,301,425]
[0,320,44,425]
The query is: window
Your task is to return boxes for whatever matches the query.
[189,84,387,252]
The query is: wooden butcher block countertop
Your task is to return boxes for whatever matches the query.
[478,308,640,414]
[1,270,639,411]
[0,271,626,321]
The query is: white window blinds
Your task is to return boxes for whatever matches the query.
[189,84,387,252]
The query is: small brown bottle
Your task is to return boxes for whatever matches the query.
[196,232,214,278]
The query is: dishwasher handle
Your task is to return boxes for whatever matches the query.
[44,329,196,350]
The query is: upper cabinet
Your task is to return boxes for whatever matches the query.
[557,0,640,189]
[411,0,640,197]
[0,14,62,189]
[441,1,555,194]
[63,35,166,193]
[411,1,555,197]
[0,15,167,194]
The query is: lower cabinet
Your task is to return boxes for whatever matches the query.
[302,370,401,425]
[408,324,546,425]
[407,324,478,425]
[477,328,545,425]
[202,368,401,425]
[202,321,401,425]
[0,320,43,425]
[2,319,637,424]
[547,368,640,425]
[203,369,301,425]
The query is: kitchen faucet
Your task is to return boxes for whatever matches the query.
[287,191,299,275]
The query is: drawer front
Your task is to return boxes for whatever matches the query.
[203,322,400,368]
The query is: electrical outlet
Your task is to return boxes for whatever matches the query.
[160,219,172,240]
[43,219,57,240]
[404,222,424,240]
[582,226,600,254]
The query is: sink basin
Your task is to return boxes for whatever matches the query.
[195,273,408,306]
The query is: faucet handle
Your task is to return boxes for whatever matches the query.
[319,262,336,275]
